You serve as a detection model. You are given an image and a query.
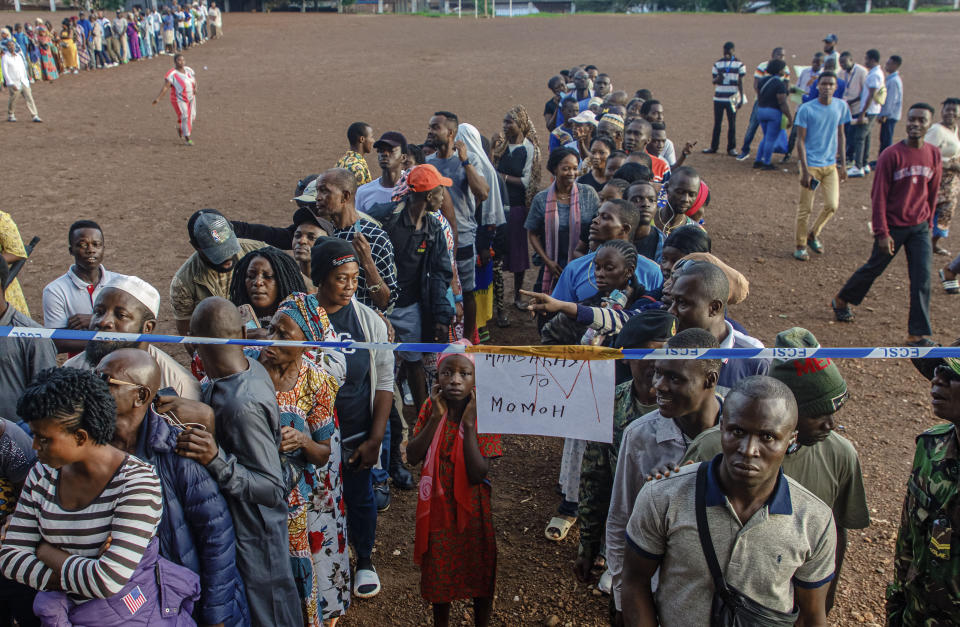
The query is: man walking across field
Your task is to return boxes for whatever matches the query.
[793,71,850,261]
[2,40,40,123]
[833,103,940,345]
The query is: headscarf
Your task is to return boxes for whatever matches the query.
[491,105,542,207]
[456,122,505,229]
[275,291,346,386]
[684,180,711,217]
[415,339,475,566]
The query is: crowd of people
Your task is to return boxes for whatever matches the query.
[0,2,221,123]
[0,25,957,627]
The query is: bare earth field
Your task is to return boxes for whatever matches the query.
[4,9,960,625]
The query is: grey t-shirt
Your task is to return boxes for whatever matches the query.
[427,153,480,247]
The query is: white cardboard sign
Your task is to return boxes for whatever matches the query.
[475,354,615,443]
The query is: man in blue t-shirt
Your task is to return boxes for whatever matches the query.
[793,71,852,261]
[551,199,664,303]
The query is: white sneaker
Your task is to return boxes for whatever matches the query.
[846,166,864,178]
[863,164,871,174]
[32,116,42,123]
[7,116,15,122]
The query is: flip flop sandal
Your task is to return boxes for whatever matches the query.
[831,299,854,323]
[939,269,960,294]
[544,516,577,542]
[353,567,381,599]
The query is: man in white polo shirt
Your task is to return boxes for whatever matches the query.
[42,220,119,354]
[622,376,836,627]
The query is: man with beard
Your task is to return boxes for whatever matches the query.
[682,327,869,614]
[170,209,263,355]
[355,131,407,214]
[605,328,722,621]
[568,68,593,111]
[43,220,119,355]
[623,118,670,184]
[622,376,836,627]
[63,274,201,400]
[627,180,664,263]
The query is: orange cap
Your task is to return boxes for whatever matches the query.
[407,164,453,192]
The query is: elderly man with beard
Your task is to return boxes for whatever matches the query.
[63,274,200,400]
[170,209,263,356]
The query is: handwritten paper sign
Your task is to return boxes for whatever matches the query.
[475,354,615,443]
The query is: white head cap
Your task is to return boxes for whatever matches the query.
[102,275,160,318]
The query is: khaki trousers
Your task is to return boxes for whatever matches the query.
[796,164,840,248]
[7,84,38,119]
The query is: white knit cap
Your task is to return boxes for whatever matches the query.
[102,275,161,318]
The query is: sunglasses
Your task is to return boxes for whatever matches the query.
[934,364,960,383]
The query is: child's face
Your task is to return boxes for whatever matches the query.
[438,355,475,402]
[594,247,632,295]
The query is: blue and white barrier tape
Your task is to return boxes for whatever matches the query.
[0,326,953,361]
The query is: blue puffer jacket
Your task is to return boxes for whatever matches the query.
[135,408,251,627]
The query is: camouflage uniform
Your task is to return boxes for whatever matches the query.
[887,423,960,626]
[577,381,657,562]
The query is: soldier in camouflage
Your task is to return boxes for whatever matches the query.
[887,356,960,626]
[573,310,677,587]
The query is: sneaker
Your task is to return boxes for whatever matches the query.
[727,149,739,157]
[7,116,15,122]
[793,248,809,261]
[807,235,823,254]
[761,163,777,171]
[31,116,42,123]
[736,151,751,161]
[373,482,391,512]
[597,569,613,595]
[401,380,414,406]
[846,166,864,178]
[863,164,871,174]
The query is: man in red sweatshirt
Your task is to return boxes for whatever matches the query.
[833,102,941,344]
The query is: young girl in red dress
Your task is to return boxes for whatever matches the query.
[407,340,502,627]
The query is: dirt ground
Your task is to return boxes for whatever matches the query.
[4,9,960,626]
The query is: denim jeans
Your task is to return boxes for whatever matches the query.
[878,118,897,157]
[739,101,760,153]
[838,222,932,336]
[756,106,782,165]
[371,418,390,484]
[341,465,377,560]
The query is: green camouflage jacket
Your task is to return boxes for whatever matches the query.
[887,422,960,626]
[577,381,657,561]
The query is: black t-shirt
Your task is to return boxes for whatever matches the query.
[757,75,787,109]
[634,228,663,262]
[578,171,604,194]
[386,210,430,309]
[544,98,559,130]
[327,303,372,439]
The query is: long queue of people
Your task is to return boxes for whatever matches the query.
[0,37,958,627]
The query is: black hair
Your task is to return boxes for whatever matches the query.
[602,198,641,233]
[650,122,667,133]
[584,64,598,72]
[839,50,852,58]
[17,367,117,445]
[407,143,426,165]
[635,89,653,101]
[546,147,579,175]
[612,162,652,185]
[596,72,610,80]
[943,98,960,108]
[346,121,371,145]
[889,55,902,66]
[813,51,824,59]
[671,165,701,184]
[666,328,722,373]
[591,136,617,154]
[433,111,459,129]
[602,178,630,199]
[865,48,880,62]
[818,71,838,81]
[723,41,735,52]
[608,150,628,161]
[639,99,661,116]
[909,102,936,116]
[559,69,570,78]
[597,239,638,276]
[664,224,712,254]
[68,220,102,246]
[765,59,787,76]
[0,257,8,287]
[674,260,729,306]
[548,75,564,88]
[727,375,798,419]
[229,246,306,313]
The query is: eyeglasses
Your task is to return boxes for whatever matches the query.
[934,364,960,383]
[97,371,142,388]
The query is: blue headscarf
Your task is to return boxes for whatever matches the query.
[275,292,330,343]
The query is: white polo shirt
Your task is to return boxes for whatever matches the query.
[42,266,119,329]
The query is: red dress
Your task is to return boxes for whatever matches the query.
[413,399,503,603]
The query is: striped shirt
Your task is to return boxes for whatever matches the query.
[712,57,746,102]
[0,456,162,600]
[164,67,196,104]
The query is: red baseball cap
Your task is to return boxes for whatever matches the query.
[407,164,453,192]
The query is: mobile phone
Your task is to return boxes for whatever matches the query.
[808,178,820,191]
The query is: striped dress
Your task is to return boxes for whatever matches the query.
[0,455,162,600]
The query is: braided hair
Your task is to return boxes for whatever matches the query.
[596,239,640,300]
[491,104,542,207]
[229,246,306,315]
[17,367,117,444]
